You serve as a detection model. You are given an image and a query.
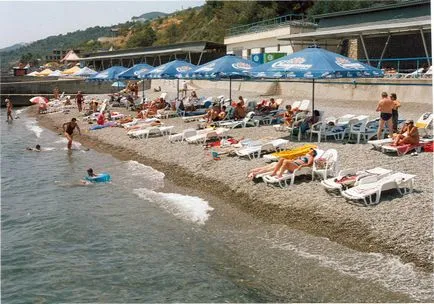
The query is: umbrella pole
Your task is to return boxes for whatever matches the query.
[312,79,315,114]
[142,79,145,101]
[177,78,179,100]
[229,77,232,101]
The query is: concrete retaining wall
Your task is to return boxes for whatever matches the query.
[182,78,432,105]
[1,78,151,106]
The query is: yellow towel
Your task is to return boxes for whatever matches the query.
[271,144,318,160]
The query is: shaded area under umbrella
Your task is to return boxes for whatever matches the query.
[251,46,384,113]
[139,60,196,100]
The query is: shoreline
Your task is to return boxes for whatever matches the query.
[32,103,433,272]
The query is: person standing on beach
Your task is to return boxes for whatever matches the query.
[5,98,13,122]
[62,118,81,150]
[53,87,60,100]
[75,91,84,112]
[390,93,401,133]
[376,92,394,140]
[182,80,188,98]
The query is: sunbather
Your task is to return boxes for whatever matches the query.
[392,119,419,146]
[247,163,276,181]
[234,102,246,120]
[97,111,106,125]
[270,148,317,178]
[217,106,227,120]
[282,105,293,126]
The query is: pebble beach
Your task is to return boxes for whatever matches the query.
[34,82,433,271]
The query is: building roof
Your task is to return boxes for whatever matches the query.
[278,16,431,41]
[312,0,430,20]
[80,41,225,62]
[61,50,80,62]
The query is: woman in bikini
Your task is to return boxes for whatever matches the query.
[283,105,293,126]
[270,148,317,178]
[392,120,419,146]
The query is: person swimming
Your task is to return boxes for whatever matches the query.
[26,144,41,152]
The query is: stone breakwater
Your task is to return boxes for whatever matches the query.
[34,85,433,271]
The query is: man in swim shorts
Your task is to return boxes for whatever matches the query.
[62,118,81,150]
[376,92,394,140]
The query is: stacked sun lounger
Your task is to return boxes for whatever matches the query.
[321,167,416,205]
[128,125,174,140]
[235,139,289,159]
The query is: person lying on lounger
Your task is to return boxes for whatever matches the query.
[392,119,419,146]
[270,148,317,178]
[247,163,276,181]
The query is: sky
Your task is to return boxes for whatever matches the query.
[0,0,205,49]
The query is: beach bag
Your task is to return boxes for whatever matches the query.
[424,142,433,152]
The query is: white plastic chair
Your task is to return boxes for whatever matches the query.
[415,112,433,137]
[298,99,310,112]
[312,149,339,180]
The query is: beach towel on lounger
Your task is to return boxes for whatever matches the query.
[264,144,317,161]
[381,143,422,156]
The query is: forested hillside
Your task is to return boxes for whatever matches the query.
[1,0,403,70]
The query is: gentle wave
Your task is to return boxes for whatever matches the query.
[15,109,26,116]
[133,188,214,225]
[25,120,43,138]
[126,160,165,190]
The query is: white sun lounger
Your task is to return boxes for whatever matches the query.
[185,127,229,144]
[321,167,392,192]
[182,114,206,122]
[341,172,416,205]
[128,126,174,139]
[235,139,289,159]
[367,138,394,150]
[262,149,324,188]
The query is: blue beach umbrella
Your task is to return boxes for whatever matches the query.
[251,46,384,112]
[139,60,196,99]
[116,63,153,80]
[140,60,196,79]
[188,55,258,99]
[89,66,128,81]
[112,81,126,88]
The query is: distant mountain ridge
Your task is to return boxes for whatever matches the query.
[0,42,29,53]
[131,11,168,21]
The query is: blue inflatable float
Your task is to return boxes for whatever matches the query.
[85,173,111,183]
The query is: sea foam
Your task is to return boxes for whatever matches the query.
[126,160,165,190]
[25,120,43,138]
[133,188,214,225]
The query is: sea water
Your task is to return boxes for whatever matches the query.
[1,110,433,303]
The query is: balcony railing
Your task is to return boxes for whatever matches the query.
[226,14,311,37]
[358,56,432,73]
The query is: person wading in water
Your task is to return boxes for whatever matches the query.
[62,118,81,150]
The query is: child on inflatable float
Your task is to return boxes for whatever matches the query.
[81,168,111,184]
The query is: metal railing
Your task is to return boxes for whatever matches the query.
[226,14,310,37]
[358,56,432,73]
